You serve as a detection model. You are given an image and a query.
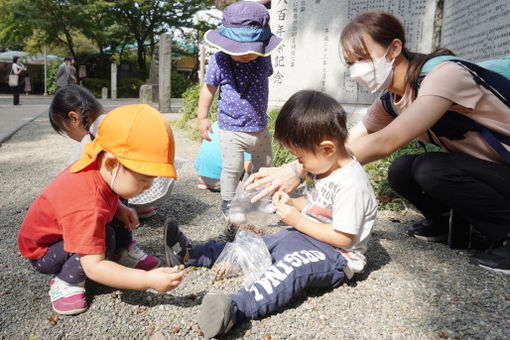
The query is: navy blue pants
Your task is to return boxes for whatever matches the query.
[189,228,347,321]
[30,224,127,284]
[388,152,510,243]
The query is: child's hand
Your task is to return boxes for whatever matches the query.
[146,266,185,292]
[115,202,139,231]
[273,198,302,227]
[272,190,293,206]
[198,117,213,141]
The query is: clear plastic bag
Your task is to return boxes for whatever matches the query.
[228,178,275,227]
[211,230,272,287]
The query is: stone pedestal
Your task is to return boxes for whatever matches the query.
[147,49,159,103]
[111,63,117,100]
[139,85,152,104]
[159,33,172,113]
[199,45,206,84]
[102,87,108,100]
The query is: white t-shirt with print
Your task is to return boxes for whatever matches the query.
[301,157,378,279]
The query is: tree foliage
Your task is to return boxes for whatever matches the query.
[0,0,217,70]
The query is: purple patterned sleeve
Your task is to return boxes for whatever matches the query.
[204,53,221,87]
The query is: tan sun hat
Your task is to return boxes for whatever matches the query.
[70,104,176,179]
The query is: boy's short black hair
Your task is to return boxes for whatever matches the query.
[274,90,348,152]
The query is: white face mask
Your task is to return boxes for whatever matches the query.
[349,46,395,93]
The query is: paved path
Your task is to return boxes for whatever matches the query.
[0,95,182,143]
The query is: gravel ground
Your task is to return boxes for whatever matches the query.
[1,113,509,340]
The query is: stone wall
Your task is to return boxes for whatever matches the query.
[441,0,510,61]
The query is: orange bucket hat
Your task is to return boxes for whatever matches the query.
[70,104,176,179]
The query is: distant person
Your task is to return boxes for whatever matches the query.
[195,121,252,191]
[165,90,377,338]
[11,56,26,105]
[55,56,71,89]
[19,104,184,315]
[198,1,282,219]
[69,57,77,84]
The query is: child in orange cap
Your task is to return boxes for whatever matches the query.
[18,104,184,315]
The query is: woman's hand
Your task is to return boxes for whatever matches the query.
[115,201,139,231]
[244,162,302,202]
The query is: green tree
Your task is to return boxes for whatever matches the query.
[0,0,89,57]
[110,0,215,70]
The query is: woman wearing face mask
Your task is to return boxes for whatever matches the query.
[246,11,510,274]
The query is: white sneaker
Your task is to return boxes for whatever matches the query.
[49,276,87,315]
[111,241,160,271]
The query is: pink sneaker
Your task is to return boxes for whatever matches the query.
[49,276,87,315]
[111,241,160,271]
[135,205,155,219]
[197,176,207,190]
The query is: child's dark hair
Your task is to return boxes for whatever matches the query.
[49,85,103,135]
[274,90,348,152]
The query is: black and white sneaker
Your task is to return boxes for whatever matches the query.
[408,218,448,243]
[474,241,510,275]
[163,217,190,267]
[198,291,237,338]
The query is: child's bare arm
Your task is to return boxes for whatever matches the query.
[80,254,184,292]
[197,83,217,141]
[291,196,307,212]
[115,201,138,231]
[273,195,355,248]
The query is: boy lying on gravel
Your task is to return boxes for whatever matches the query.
[164,90,378,338]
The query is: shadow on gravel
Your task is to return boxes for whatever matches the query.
[347,232,392,287]
[147,193,213,226]
[119,289,207,308]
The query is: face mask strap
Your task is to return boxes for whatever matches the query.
[110,160,120,189]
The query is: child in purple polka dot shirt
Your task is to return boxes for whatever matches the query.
[198,1,283,218]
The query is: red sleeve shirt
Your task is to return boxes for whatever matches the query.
[18,162,119,260]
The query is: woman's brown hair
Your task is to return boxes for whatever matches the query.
[340,11,454,96]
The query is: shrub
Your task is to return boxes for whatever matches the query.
[82,78,109,97]
[171,72,191,98]
[118,77,145,98]
[46,63,60,95]
[364,141,442,209]
[267,108,296,167]
[179,82,218,125]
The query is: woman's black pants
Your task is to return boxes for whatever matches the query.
[12,83,21,105]
[387,152,510,244]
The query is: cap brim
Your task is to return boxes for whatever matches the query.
[117,156,177,179]
[70,140,103,173]
[70,140,177,179]
[204,30,283,56]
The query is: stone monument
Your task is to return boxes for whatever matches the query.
[268,0,437,106]
[441,0,510,61]
[111,63,117,100]
[147,49,159,103]
[139,84,152,104]
[159,33,172,113]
